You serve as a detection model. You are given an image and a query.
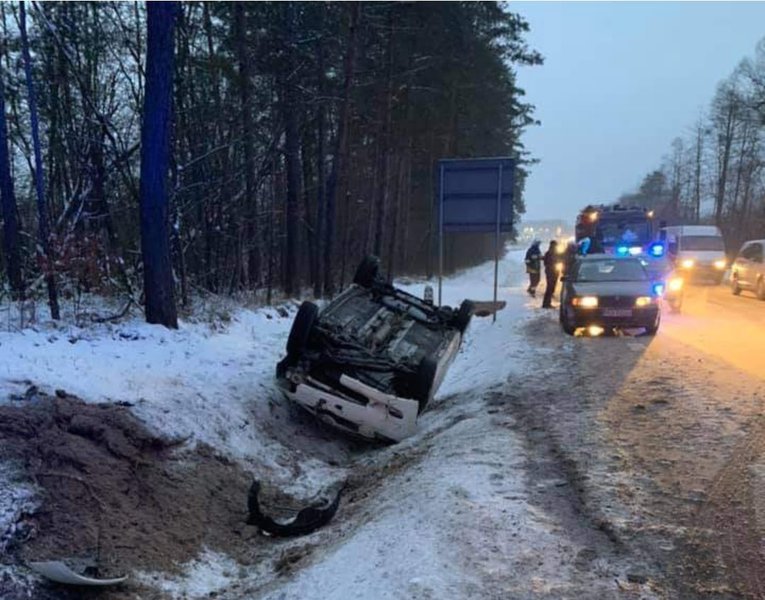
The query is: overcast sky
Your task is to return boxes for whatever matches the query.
[513,1,765,223]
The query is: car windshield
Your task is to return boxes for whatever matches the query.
[641,258,672,278]
[598,220,651,246]
[681,236,725,251]
[576,259,648,282]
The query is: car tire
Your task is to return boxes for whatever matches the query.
[353,255,381,288]
[413,357,438,413]
[286,301,319,357]
[560,310,576,336]
[731,277,742,296]
[644,315,660,336]
[393,356,438,413]
[453,300,474,333]
[757,278,765,301]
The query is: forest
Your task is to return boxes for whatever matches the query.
[0,1,541,327]
[618,39,765,253]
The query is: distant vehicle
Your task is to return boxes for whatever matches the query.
[276,256,472,442]
[660,225,727,284]
[559,254,662,336]
[575,204,656,256]
[641,255,684,313]
[731,239,765,300]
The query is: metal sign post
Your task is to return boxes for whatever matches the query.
[493,162,503,323]
[436,157,514,323]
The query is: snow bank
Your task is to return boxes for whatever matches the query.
[3,246,569,599]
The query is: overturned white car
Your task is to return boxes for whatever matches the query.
[276,257,472,442]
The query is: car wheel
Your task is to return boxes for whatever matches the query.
[757,278,765,301]
[286,301,319,356]
[644,315,660,336]
[731,276,742,296]
[393,356,438,414]
[353,255,381,288]
[560,310,576,335]
[453,300,474,333]
[413,357,438,413]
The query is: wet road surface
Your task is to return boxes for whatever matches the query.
[504,281,765,598]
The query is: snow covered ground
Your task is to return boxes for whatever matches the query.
[1,247,615,599]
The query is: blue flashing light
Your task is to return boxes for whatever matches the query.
[652,282,665,296]
[649,243,664,257]
[616,246,629,256]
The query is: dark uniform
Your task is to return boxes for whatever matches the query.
[524,242,542,297]
[542,241,559,308]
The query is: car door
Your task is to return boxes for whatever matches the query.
[735,243,761,288]
[750,243,765,285]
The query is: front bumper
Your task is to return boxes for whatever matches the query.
[677,264,726,281]
[278,332,463,442]
[285,375,421,442]
[565,305,660,329]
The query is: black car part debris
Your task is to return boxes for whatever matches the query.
[247,480,343,537]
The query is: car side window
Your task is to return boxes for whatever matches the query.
[741,243,763,261]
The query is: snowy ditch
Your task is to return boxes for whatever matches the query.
[0,249,629,599]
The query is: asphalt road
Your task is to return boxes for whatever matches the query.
[504,280,765,598]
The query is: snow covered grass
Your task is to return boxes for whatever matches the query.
[2,246,579,599]
[0,297,349,494]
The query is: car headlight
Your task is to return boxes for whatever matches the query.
[572,296,598,308]
[714,259,726,270]
[668,277,683,292]
[635,296,654,307]
[680,259,695,269]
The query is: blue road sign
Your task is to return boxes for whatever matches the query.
[438,158,514,233]
[436,157,515,320]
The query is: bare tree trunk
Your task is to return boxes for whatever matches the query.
[373,7,395,262]
[324,2,360,296]
[386,154,404,280]
[714,102,736,226]
[692,118,704,223]
[313,29,327,298]
[139,1,178,328]
[282,2,301,297]
[234,3,259,288]
[20,2,59,319]
[0,69,23,297]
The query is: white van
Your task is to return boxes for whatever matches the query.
[660,225,727,283]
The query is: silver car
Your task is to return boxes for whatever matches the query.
[731,239,765,300]
[276,257,472,442]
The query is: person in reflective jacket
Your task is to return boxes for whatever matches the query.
[542,240,559,309]
[524,240,542,297]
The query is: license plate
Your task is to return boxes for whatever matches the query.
[603,308,632,318]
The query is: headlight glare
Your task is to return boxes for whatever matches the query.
[681,259,695,269]
[668,277,683,292]
[635,296,653,307]
[573,296,598,308]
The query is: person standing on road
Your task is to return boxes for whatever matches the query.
[563,240,578,277]
[542,240,559,309]
[524,240,542,297]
